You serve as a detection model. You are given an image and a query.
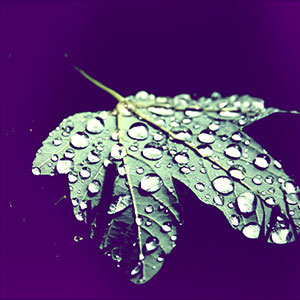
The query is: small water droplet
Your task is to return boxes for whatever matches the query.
[231,131,243,142]
[195,182,205,192]
[153,133,164,142]
[68,171,78,183]
[135,217,143,226]
[86,117,104,134]
[252,175,262,185]
[51,154,58,162]
[130,264,141,276]
[110,143,126,160]
[242,223,260,239]
[145,204,154,214]
[224,144,242,159]
[180,166,190,174]
[87,150,101,164]
[229,165,246,180]
[274,160,282,169]
[236,191,256,214]
[198,129,215,144]
[265,175,274,184]
[174,152,189,164]
[75,212,84,221]
[145,236,159,252]
[53,137,62,146]
[71,198,79,206]
[213,195,224,206]
[172,127,193,141]
[128,122,149,140]
[231,215,240,227]
[212,176,234,195]
[80,166,91,179]
[136,167,144,175]
[70,132,89,149]
[161,222,172,233]
[208,122,220,131]
[197,145,213,157]
[64,148,75,159]
[253,154,270,170]
[32,167,41,176]
[265,196,276,206]
[140,174,162,193]
[88,180,101,194]
[142,142,163,160]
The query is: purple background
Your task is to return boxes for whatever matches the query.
[1,1,300,299]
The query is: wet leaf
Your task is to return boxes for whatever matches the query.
[32,67,300,284]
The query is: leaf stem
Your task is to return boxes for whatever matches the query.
[73,66,125,103]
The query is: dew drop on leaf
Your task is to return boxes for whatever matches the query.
[140,174,162,193]
[161,222,172,233]
[224,144,242,159]
[197,145,213,157]
[213,195,224,206]
[53,137,62,146]
[32,167,41,176]
[87,150,101,164]
[236,191,256,214]
[174,152,189,164]
[270,228,292,244]
[56,159,73,174]
[242,223,260,239]
[253,154,271,170]
[197,129,215,144]
[229,165,246,180]
[86,117,104,134]
[145,236,160,252]
[88,180,101,194]
[212,176,234,195]
[145,204,154,214]
[80,166,91,179]
[64,148,75,159]
[142,142,163,160]
[148,106,174,116]
[68,171,78,183]
[70,132,89,149]
[110,143,126,160]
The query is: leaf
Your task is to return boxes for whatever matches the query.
[32,67,300,284]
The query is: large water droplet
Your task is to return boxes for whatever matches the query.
[148,106,174,116]
[231,131,243,142]
[56,159,73,174]
[80,166,91,179]
[88,180,101,194]
[253,154,270,170]
[87,150,101,164]
[71,132,89,149]
[197,145,213,157]
[86,117,104,134]
[236,191,256,214]
[32,167,41,176]
[212,176,234,195]
[229,165,246,180]
[270,228,292,244]
[128,122,149,140]
[142,142,163,160]
[242,223,260,239]
[198,129,215,144]
[224,144,242,159]
[184,109,202,117]
[174,152,189,164]
[140,173,162,193]
[110,143,126,160]
[286,193,299,205]
[282,181,297,194]
[145,236,160,252]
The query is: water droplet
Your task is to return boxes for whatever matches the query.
[231,131,243,142]
[80,167,91,179]
[161,222,172,233]
[231,215,240,227]
[118,165,126,176]
[146,220,152,227]
[70,132,89,149]
[224,144,242,159]
[213,195,224,206]
[68,171,78,183]
[252,175,262,185]
[282,181,297,194]
[236,191,256,214]
[153,133,164,142]
[286,193,298,205]
[51,154,58,162]
[53,137,62,146]
[228,202,234,209]
[212,176,234,195]
[208,122,220,131]
[220,110,241,118]
[198,129,215,144]
[229,165,246,180]
[140,174,162,193]
[86,117,104,134]
[136,167,144,175]
[274,160,282,169]
[195,182,205,192]
[253,154,270,170]
[145,204,154,214]
[75,212,84,221]
[142,142,163,160]
[135,217,143,226]
[174,152,189,164]
[87,150,101,164]
[265,196,276,206]
[128,122,149,140]
[197,145,213,157]
[56,159,73,174]
[71,198,79,206]
[80,200,87,210]
[111,130,119,141]
[265,175,274,184]
[172,127,193,141]
[32,167,41,176]
[129,144,139,152]
[185,109,202,117]
[148,106,174,116]
[145,236,159,252]
[180,166,190,174]
[270,228,292,244]
[242,223,260,239]
[110,143,126,160]
[64,149,75,159]
[88,180,101,194]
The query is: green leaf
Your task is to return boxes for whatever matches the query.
[32,68,300,284]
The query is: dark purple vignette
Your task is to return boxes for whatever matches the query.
[1,1,300,300]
